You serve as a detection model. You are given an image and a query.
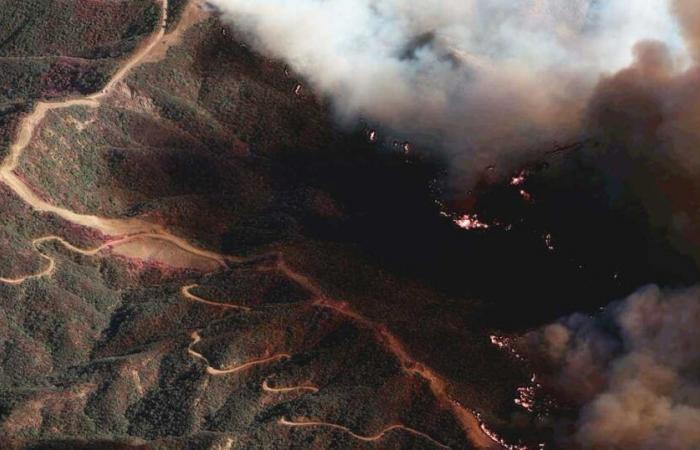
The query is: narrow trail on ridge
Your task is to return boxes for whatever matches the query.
[273,256,499,449]
[187,330,291,375]
[261,379,319,394]
[0,233,194,284]
[181,284,252,311]
[278,418,451,450]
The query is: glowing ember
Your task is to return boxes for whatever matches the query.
[491,336,554,423]
[543,233,555,251]
[473,410,544,450]
[490,335,508,349]
[293,84,303,96]
[514,385,537,412]
[510,172,526,186]
[489,334,523,360]
[479,423,529,450]
[454,214,490,230]
[519,190,533,202]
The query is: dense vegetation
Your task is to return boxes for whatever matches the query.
[0,0,160,160]
[0,0,159,58]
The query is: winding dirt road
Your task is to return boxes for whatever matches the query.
[271,259,498,449]
[181,284,252,311]
[187,331,290,375]
[0,1,503,448]
[312,297,496,449]
[279,418,451,450]
[261,379,319,394]
[0,0,229,271]
[0,233,204,285]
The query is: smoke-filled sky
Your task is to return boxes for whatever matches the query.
[210,0,691,179]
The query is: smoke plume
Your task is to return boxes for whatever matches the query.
[527,285,700,449]
[527,5,700,444]
[209,0,686,180]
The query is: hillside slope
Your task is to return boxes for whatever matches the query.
[0,2,525,449]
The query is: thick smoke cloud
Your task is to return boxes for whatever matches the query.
[527,285,700,449]
[584,0,700,260]
[528,6,700,444]
[209,0,685,181]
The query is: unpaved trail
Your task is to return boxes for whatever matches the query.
[187,331,290,375]
[0,233,172,284]
[312,297,498,449]
[274,261,499,449]
[181,284,251,311]
[0,0,229,270]
[262,379,319,394]
[278,418,451,449]
[145,0,209,63]
[0,231,225,285]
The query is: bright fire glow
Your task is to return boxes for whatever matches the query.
[510,172,526,186]
[515,385,536,412]
[489,335,550,448]
[473,410,544,450]
[490,335,524,361]
[454,214,490,230]
[543,233,555,251]
[519,190,533,202]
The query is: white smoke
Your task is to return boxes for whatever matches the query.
[209,0,686,179]
[527,285,700,449]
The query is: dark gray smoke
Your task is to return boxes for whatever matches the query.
[527,285,700,449]
[583,0,700,262]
